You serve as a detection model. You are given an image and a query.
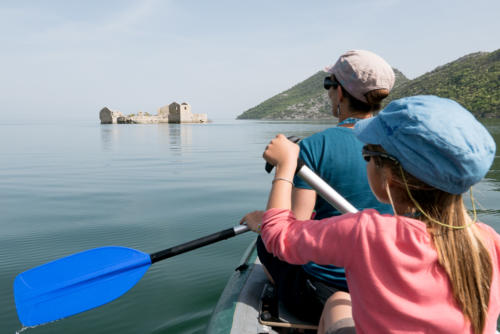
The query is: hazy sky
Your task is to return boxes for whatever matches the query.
[1,0,499,121]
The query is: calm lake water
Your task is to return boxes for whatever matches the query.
[1,119,499,333]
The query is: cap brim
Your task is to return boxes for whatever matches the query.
[324,64,335,74]
[353,116,385,145]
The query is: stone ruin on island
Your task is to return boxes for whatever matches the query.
[99,102,208,124]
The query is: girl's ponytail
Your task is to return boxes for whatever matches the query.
[429,195,492,334]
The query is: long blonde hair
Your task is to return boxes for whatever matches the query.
[367,144,493,333]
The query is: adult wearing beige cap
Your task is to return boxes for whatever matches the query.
[255,50,395,324]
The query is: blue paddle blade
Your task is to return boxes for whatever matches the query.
[14,246,151,327]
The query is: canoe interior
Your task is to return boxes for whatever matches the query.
[207,238,317,334]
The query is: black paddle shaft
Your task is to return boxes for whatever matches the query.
[149,225,249,264]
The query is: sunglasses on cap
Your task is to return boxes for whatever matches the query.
[362,146,399,164]
[324,76,340,90]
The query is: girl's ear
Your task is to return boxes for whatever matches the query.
[382,166,394,187]
[382,166,398,214]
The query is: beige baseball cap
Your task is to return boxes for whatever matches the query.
[325,50,395,103]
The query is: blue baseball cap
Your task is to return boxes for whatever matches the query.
[354,95,496,194]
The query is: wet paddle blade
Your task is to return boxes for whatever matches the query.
[14,246,151,327]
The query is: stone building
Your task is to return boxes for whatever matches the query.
[157,105,170,118]
[99,107,125,124]
[168,102,208,123]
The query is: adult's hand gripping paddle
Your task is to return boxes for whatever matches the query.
[14,136,357,327]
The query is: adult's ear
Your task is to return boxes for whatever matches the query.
[336,85,344,102]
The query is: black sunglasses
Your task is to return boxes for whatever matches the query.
[324,76,340,90]
[362,146,399,164]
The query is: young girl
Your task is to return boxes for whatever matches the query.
[241,95,500,334]
[256,50,395,323]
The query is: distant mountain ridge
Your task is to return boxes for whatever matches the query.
[237,49,499,119]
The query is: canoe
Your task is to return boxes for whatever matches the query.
[207,240,500,334]
[206,237,317,334]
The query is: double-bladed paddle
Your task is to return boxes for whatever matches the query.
[14,225,250,327]
[14,136,358,327]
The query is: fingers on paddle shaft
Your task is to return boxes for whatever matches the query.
[265,136,301,173]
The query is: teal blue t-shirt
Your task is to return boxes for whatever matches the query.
[293,126,393,288]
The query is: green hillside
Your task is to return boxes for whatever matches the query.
[237,71,331,120]
[237,49,499,119]
[383,50,500,118]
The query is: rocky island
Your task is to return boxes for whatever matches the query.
[100,102,208,124]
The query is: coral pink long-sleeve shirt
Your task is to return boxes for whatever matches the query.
[261,208,500,334]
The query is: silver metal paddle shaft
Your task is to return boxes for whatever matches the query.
[297,165,358,214]
[233,225,250,234]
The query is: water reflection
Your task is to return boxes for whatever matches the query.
[158,124,193,154]
[99,124,120,151]
[99,124,193,154]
